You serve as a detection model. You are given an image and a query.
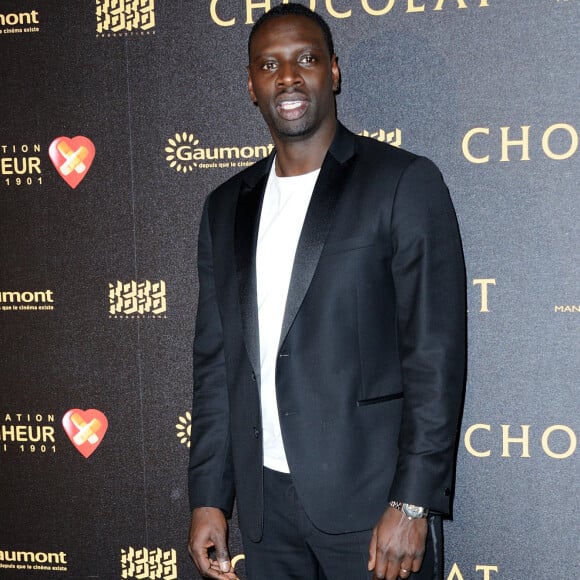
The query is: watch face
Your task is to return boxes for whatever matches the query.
[402,503,426,518]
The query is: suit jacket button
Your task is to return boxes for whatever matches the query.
[251,372,256,382]
[254,428,260,438]
[444,488,451,497]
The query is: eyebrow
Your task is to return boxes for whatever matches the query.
[250,44,326,60]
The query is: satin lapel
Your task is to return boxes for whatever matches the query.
[235,169,270,377]
[279,145,356,350]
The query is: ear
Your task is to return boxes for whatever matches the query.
[331,55,341,92]
[246,66,258,104]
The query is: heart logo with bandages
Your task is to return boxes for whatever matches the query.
[49,136,95,189]
[62,409,108,458]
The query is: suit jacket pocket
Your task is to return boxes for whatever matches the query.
[356,392,403,407]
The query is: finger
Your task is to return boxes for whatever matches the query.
[398,561,413,579]
[208,560,238,579]
[372,556,390,580]
[368,529,378,571]
[384,559,403,580]
[411,555,424,573]
[198,560,225,580]
[214,542,232,573]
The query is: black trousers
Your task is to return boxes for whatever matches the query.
[241,467,443,580]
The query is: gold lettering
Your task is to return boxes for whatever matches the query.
[407,0,426,12]
[245,0,270,24]
[462,128,490,163]
[473,278,495,313]
[501,424,530,458]
[500,125,530,162]
[434,0,468,11]
[447,563,465,580]
[476,565,499,580]
[541,425,576,459]
[210,0,235,27]
[326,0,352,18]
[362,0,396,16]
[541,123,578,160]
[464,424,491,457]
[16,426,28,441]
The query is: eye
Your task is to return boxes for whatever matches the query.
[261,61,278,71]
[298,54,316,65]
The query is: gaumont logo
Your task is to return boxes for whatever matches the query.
[176,412,191,448]
[0,10,40,35]
[209,0,491,27]
[62,409,108,458]
[0,549,67,573]
[0,289,55,312]
[165,132,274,172]
[49,136,95,189]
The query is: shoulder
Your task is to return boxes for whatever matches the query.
[337,123,440,178]
[354,132,441,178]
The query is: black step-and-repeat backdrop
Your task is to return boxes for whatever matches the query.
[0,1,578,579]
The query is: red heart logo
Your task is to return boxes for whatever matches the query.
[62,409,108,458]
[49,136,95,189]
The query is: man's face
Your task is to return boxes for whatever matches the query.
[247,15,339,142]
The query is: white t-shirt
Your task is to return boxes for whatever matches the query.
[256,161,320,473]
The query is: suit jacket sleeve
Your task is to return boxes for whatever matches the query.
[387,157,466,515]
[188,197,235,516]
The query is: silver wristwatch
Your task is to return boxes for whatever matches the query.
[388,500,429,519]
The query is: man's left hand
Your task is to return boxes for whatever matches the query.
[368,506,428,580]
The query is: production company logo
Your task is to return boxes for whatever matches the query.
[121,547,177,580]
[176,411,191,448]
[0,549,67,574]
[49,136,96,189]
[96,0,155,37]
[359,128,402,147]
[164,132,274,172]
[109,280,167,318]
[0,10,40,36]
[0,289,55,312]
[62,409,109,458]
[1,413,57,455]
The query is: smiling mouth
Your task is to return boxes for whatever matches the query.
[276,99,309,120]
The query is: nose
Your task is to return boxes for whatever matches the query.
[276,61,302,88]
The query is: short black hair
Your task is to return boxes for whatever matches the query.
[248,3,335,60]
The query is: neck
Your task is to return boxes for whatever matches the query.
[272,119,337,177]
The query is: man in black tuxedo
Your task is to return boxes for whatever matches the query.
[188,4,465,580]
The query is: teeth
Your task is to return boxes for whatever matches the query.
[279,101,303,111]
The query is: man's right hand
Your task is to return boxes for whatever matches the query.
[188,507,238,579]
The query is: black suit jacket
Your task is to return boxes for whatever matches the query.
[188,123,466,542]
